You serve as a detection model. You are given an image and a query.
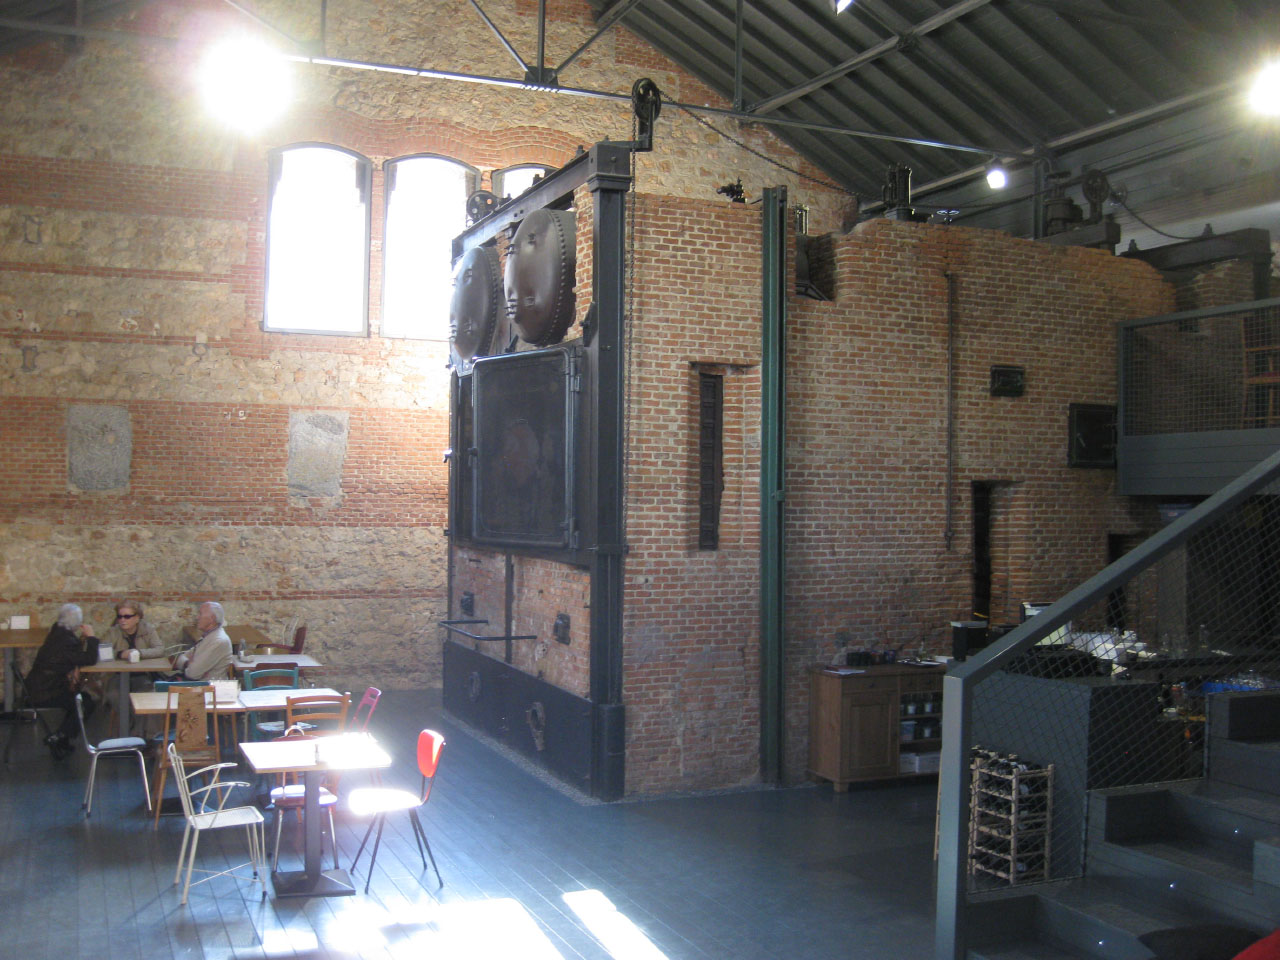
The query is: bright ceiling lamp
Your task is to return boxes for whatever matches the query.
[1248,60,1280,116]
[833,0,855,12]
[985,162,1008,190]
[198,35,292,133]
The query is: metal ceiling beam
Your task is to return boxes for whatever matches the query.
[466,0,529,75]
[748,0,995,115]
[859,81,1235,212]
[556,0,644,74]
[286,51,997,155]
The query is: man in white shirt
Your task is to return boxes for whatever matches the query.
[174,601,233,681]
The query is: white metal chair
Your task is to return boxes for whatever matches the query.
[166,742,266,905]
[74,692,150,817]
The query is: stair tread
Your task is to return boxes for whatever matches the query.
[1105,778,1280,828]
[1117,837,1254,887]
[1032,877,1231,932]
[969,940,1097,960]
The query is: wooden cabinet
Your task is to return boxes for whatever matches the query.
[808,664,945,791]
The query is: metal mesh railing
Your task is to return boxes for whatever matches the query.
[935,445,1280,958]
[1122,298,1280,435]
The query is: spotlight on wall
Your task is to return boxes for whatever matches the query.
[198,35,292,133]
[1248,60,1280,116]
[985,163,1009,190]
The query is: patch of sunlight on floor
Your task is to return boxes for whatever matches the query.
[432,897,565,959]
[563,889,670,960]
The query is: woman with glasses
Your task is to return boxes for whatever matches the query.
[103,599,164,659]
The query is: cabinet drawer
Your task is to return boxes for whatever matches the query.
[845,676,892,692]
[899,674,943,693]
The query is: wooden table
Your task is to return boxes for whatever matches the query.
[0,628,47,711]
[240,733,392,898]
[83,657,172,737]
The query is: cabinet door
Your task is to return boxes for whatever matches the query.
[841,688,898,781]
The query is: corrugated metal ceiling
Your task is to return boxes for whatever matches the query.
[1,0,1277,245]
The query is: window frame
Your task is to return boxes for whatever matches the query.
[493,163,555,201]
[263,142,373,337]
[380,152,481,341]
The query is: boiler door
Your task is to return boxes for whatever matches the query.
[504,208,576,347]
[450,245,501,367]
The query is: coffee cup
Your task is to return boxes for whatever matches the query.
[127,649,140,663]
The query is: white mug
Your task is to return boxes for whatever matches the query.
[127,648,140,663]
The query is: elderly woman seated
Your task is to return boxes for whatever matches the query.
[102,599,165,660]
[26,603,99,760]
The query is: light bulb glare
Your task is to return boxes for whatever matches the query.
[1248,61,1280,116]
[986,166,1008,190]
[199,36,292,133]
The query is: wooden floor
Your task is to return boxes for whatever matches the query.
[0,690,941,959]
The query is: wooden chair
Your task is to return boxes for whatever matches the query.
[152,684,221,827]
[348,729,445,892]
[284,691,349,736]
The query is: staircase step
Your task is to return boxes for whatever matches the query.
[1211,738,1280,794]
[969,938,1097,959]
[965,877,1227,960]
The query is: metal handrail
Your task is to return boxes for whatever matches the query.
[934,441,1280,959]
[438,619,538,643]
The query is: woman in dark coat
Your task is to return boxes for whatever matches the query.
[27,603,99,759]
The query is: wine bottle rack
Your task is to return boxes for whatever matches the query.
[968,750,1053,886]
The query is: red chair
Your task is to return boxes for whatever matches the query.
[348,687,382,733]
[268,725,338,870]
[253,624,306,657]
[348,729,444,892]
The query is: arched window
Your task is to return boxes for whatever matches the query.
[264,144,372,334]
[493,163,554,201]
[381,154,478,340]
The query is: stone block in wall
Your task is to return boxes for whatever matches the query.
[67,403,130,491]
[288,410,349,498]
[0,272,244,340]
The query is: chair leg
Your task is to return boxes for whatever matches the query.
[181,831,200,905]
[152,759,168,829]
[351,815,379,871]
[409,808,442,886]
[82,754,99,816]
[364,815,387,894]
[272,807,285,871]
[136,751,152,812]
[327,807,338,869]
[175,822,192,885]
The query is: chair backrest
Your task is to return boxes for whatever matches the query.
[165,743,196,819]
[73,692,94,752]
[285,692,349,734]
[348,686,382,733]
[170,684,219,756]
[288,625,306,655]
[416,729,446,803]
[243,667,300,691]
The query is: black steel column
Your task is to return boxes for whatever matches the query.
[587,144,632,800]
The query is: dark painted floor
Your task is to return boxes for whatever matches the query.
[0,690,941,959]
